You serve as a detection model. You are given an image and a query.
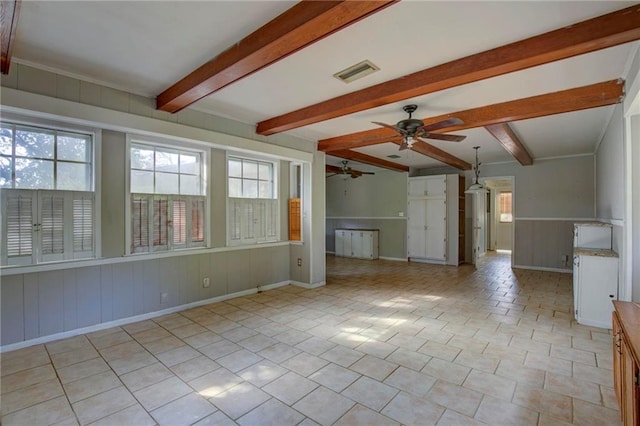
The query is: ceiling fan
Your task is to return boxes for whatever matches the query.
[326,161,375,179]
[372,104,467,150]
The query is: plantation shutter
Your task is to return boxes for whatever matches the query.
[229,198,242,242]
[191,198,205,245]
[40,191,65,262]
[4,191,35,265]
[73,193,94,258]
[172,199,187,246]
[153,197,169,251]
[131,195,150,253]
[243,200,255,240]
[265,199,278,239]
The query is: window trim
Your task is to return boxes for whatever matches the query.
[125,134,209,256]
[0,115,101,269]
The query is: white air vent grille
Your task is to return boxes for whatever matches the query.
[334,60,380,84]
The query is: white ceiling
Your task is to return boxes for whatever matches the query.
[10,1,640,171]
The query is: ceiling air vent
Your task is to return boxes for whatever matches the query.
[334,60,380,84]
[387,154,401,159]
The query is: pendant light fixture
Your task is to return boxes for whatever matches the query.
[466,146,484,192]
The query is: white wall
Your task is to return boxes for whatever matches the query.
[596,104,625,221]
[326,169,408,259]
[481,156,595,219]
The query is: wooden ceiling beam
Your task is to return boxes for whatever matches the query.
[1,0,21,75]
[330,150,409,172]
[485,123,533,166]
[391,140,472,170]
[318,79,624,152]
[156,0,397,113]
[257,5,640,135]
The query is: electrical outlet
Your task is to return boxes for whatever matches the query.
[398,211,404,217]
[203,277,210,288]
[297,258,302,267]
[160,292,168,303]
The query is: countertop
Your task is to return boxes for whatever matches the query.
[574,248,619,258]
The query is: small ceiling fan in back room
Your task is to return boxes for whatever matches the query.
[326,161,375,179]
[372,104,467,150]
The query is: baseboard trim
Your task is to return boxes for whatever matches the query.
[379,256,408,262]
[512,265,572,274]
[1,280,292,353]
[291,280,326,289]
[576,317,611,329]
[409,257,446,265]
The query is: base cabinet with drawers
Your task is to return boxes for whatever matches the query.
[335,229,379,259]
[612,301,640,425]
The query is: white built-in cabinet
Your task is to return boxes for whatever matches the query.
[407,174,464,265]
[335,229,379,259]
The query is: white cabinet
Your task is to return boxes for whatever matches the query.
[408,198,446,260]
[335,229,347,257]
[335,229,379,259]
[573,249,618,328]
[573,222,612,249]
[408,176,446,198]
[407,174,463,265]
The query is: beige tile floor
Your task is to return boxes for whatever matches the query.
[0,252,621,425]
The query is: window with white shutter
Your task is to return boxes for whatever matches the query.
[227,156,279,245]
[0,121,96,267]
[128,141,207,253]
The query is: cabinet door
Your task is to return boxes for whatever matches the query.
[408,176,446,197]
[577,255,618,327]
[425,177,446,197]
[612,313,623,408]
[351,231,363,258]
[621,336,640,425]
[344,231,353,258]
[335,230,345,256]
[407,199,426,258]
[361,231,374,259]
[573,256,580,321]
[425,198,446,260]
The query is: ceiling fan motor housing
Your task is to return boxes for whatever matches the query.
[398,104,424,135]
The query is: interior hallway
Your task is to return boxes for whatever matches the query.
[0,253,619,425]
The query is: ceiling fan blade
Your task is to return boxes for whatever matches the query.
[420,133,466,142]
[372,121,407,136]
[419,117,464,133]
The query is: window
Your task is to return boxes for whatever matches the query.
[499,191,513,222]
[227,156,279,245]
[128,142,206,253]
[0,122,96,266]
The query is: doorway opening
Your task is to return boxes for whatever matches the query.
[481,177,515,266]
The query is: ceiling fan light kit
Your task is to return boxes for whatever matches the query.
[372,105,467,151]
